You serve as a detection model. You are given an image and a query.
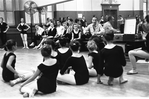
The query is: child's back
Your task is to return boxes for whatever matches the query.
[2,52,16,82]
[100,45,126,78]
[37,59,59,94]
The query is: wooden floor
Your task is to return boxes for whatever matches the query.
[0,48,149,98]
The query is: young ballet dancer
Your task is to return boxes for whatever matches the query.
[17,18,30,49]
[57,41,89,85]
[57,38,72,70]
[99,30,128,86]
[1,39,33,86]
[87,40,103,84]
[19,45,59,97]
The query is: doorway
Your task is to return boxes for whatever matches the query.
[104,9,117,29]
[101,4,120,29]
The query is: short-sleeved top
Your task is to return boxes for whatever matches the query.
[56,26,65,36]
[99,45,126,78]
[86,23,103,36]
[88,52,103,75]
[60,56,89,85]
[0,22,8,33]
[72,30,81,39]
[17,23,29,34]
[2,53,16,82]
[103,21,114,31]
[37,62,59,94]
[36,26,44,35]
[57,48,72,70]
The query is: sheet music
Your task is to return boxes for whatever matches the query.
[124,18,136,34]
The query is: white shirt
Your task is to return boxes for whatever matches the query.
[86,22,104,35]
[37,26,44,35]
[56,25,65,36]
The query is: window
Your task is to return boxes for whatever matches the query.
[25,5,53,25]
[143,0,147,18]
[0,0,15,26]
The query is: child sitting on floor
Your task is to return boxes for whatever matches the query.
[1,39,33,86]
[57,41,89,85]
[19,45,59,97]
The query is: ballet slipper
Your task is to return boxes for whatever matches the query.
[23,93,29,98]
[97,81,103,84]
[119,79,128,84]
[127,70,138,75]
[26,47,29,49]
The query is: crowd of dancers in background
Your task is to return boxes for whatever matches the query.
[1,14,149,97]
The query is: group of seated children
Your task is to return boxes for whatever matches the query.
[1,29,128,97]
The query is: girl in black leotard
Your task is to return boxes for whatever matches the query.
[20,45,59,97]
[87,40,103,84]
[99,30,127,86]
[57,38,72,71]
[17,18,30,49]
[57,41,89,85]
[1,39,33,86]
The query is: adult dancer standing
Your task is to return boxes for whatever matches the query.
[0,17,9,49]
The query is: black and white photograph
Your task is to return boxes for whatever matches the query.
[0,0,149,98]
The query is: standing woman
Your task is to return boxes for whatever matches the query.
[0,17,9,49]
[17,18,30,49]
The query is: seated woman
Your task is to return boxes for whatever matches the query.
[57,41,89,85]
[54,20,65,41]
[19,45,59,97]
[1,39,33,86]
[71,23,82,42]
[127,15,149,74]
[99,30,127,86]
[47,22,57,39]
[30,24,44,47]
[33,25,48,49]
[57,38,72,71]
[86,40,103,84]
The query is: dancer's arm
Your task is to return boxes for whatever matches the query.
[20,69,41,88]
[60,58,71,75]
[16,24,21,31]
[4,23,9,33]
[87,56,93,69]
[24,23,30,31]
[6,56,19,76]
